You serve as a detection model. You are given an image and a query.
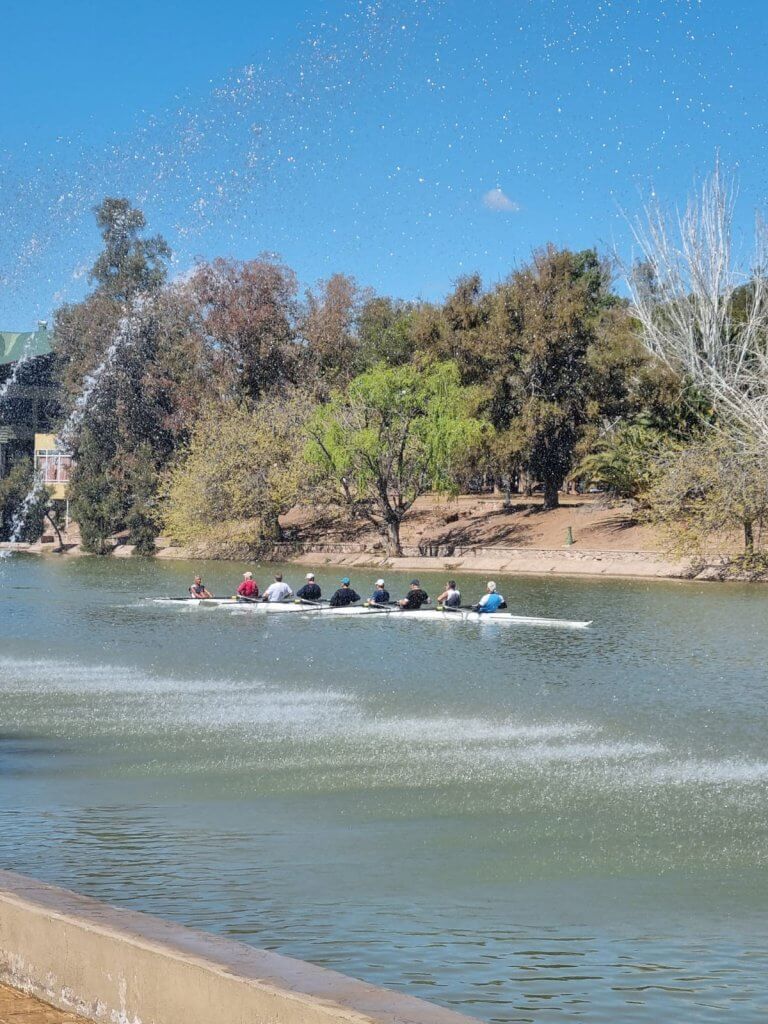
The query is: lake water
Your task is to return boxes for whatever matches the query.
[1,555,766,1022]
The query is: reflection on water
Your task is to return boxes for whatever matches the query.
[1,555,767,1022]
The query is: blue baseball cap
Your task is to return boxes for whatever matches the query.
[341,577,351,585]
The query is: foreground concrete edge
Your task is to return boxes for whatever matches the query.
[0,870,479,1024]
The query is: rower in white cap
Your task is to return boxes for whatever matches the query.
[368,578,390,605]
[235,571,259,599]
[296,572,322,602]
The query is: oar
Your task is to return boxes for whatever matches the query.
[363,601,400,613]
[295,598,329,609]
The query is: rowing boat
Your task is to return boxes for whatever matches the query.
[355,607,592,628]
[152,598,591,628]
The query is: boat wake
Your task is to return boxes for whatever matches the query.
[1,655,766,798]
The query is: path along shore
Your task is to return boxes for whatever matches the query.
[6,537,697,581]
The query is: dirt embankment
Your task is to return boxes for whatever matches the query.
[277,494,695,580]
[19,493,749,582]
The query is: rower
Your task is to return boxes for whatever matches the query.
[329,577,361,607]
[296,572,322,601]
[398,579,429,610]
[368,578,390,605]
[436,579,461,609]
[189,576,213,599]
[262,573,294,602]
[236,571,259,599]
[473,581,506,613]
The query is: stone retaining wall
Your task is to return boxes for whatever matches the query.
[0,870,478,1024]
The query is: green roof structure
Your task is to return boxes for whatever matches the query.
[0,324,52,365]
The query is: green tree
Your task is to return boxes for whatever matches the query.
[356,296,415,369]
[55,198,171,397]
[0,460,36,540]
[500,247,611,508]
[577,421,677,500]
[163,391,313,557]
[306,361,489,555]
[68,425,125,553]
[90,197,171,302]
[53,201,214,554]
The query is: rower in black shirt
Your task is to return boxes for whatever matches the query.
[296,572,322,601]
[329,577,361,607]
[398,579,429,610]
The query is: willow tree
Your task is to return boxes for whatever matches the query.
[305,361,488,555]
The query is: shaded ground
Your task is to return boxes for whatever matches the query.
[282,493,665,553]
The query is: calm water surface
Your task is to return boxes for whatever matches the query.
[1,555,766,1022]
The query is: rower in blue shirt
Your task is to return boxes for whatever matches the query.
[473,580,506,613]
[369,578,390,605]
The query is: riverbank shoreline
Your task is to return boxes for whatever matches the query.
[5,490,758,582]
[5,536,706,581]
[276,543,694,581]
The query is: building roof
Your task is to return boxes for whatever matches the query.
[0,325,52,366]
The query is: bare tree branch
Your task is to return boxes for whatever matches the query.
[623,160,768,446]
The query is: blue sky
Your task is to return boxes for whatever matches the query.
[1,0,767,326]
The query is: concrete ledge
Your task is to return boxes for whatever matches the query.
[288,546,692,580]
[0,870,478,1024]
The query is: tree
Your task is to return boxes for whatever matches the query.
[302,273,368,383]
[577,421,677,501]
[187,256,302,401]
[68,424,125,553]
[305,361,489,555]
[438,274,496,383]
[163,391,313,557]
[626,161,768,447]
[90,197,171,302]
[356,296,415,369]
[645,433,768,564]
[0,460,35,541]
[53,201,218,554]
[502,247,610,508]
[124,444,162,555]
[55,198,171,397]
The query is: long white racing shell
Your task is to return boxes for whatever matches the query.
[153,598,591,629]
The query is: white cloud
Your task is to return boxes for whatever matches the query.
[482,187,520,213]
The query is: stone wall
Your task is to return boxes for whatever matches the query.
[0,870,478,1024]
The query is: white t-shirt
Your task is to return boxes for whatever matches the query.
[263,581,293,602]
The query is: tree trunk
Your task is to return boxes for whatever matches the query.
[502,474,512,509]
[384,517,403,557]
[744,519,754,555]
[543,477,560,510]
[45,510,65,553]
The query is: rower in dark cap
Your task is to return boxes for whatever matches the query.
[397,579,429,610]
